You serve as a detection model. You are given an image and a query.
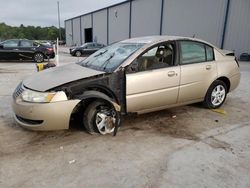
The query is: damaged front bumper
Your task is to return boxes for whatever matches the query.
[12,97,80,131]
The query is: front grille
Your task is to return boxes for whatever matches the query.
[13,83,24,99]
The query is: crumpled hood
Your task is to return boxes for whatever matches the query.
[23,63,105,92]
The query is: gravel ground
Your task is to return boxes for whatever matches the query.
[0,48,250,188]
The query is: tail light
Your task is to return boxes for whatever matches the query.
[46,47,54,53]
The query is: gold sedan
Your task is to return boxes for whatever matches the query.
[12,36,240,135]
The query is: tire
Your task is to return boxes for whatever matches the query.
[83,100,119,135]
[34,53,44,63]
[75,51,82,57]
[203,80,228,109]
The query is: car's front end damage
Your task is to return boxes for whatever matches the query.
[11,63,125,132]
[12,83,81,130]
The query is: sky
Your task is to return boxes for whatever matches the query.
[0,0,126,27]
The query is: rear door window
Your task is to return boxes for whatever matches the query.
[20,40,33,47]
[180,41,214,64]
[86,44,94,49]
[180,41,206,64]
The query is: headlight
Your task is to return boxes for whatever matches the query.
[21,89,67,103]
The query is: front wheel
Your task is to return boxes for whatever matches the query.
[203,80,227,109]
[34,53,44,63]
[75,51,82,57]
[83,101,119,135]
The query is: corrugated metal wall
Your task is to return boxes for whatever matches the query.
[224,0,250,56]
[81,14,92,44]
[108,2,130,44]
[65,20,73,46]
[65,0,250,56]
[93,9,108,45]
[162,0,227,47]
[131,0,162,37]
[72,17,81,46]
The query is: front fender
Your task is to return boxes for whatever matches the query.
[77,90,121,112]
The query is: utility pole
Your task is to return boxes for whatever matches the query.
[57,1,62,41]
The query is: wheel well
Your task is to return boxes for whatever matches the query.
[85,87,118,103]
[69,88,118,129]
[69,98,99,130]
[217,77,230,92]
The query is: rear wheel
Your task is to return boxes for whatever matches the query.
[34,53,44,63]
[75,51,82,57]
[203,80,227,109]
[83,100,118,135]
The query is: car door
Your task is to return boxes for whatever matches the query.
[177,40,217,103]
[0,40,20,60]
[126,42,180,113]
[19,40,36,60]
[84,43,95,55]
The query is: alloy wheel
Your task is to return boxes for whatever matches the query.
[34,53,44,63]
[95,108,116,135]
[211,85,226,106]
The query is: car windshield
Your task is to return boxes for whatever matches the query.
[79,42,143,72]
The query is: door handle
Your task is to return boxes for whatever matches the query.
[13,49,19,51]
[168,71,176,77]
[206,65,212,70]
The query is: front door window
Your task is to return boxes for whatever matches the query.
[127,43,174,73]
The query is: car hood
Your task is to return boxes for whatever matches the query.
[23,63,105,92]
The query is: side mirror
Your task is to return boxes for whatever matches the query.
[127,60,139,73]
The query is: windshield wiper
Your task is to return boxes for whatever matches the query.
[81,50,107,67]
[101,52,115,70]
[94,49,108,57]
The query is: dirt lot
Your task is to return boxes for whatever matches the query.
[0,48,250,188]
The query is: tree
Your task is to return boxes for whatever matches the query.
[0,22,65,41]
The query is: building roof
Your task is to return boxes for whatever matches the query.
[65,0,129,22]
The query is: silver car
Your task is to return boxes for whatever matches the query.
[12,36,240,135]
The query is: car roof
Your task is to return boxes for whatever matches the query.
[120,35,219,51]
[121,35,211,45]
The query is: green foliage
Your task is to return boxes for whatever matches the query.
[0,23,65,41]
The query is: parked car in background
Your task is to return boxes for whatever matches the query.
[240,53,250,61]
[70,42,105,57]
[0,39,55,63]
[12,36,240,135]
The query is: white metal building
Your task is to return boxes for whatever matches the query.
[65,0,250,57]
